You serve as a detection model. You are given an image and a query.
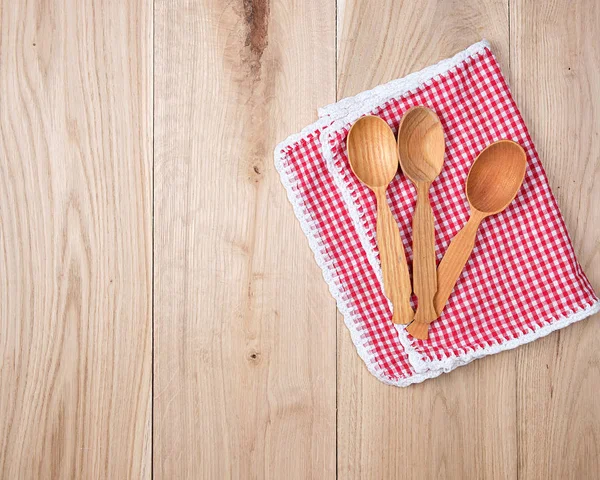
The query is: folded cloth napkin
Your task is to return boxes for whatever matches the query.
[274,41,599,386]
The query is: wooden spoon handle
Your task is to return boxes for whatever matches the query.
[412,183,438,318]
[405,183,438,339]
[434,212,484,316]
[375,188,414,325]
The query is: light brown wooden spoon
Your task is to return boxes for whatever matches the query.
[347,116,414,325]
[398,107,445,339]
[426,140,527,339]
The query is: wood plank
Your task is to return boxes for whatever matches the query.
[337,0,510,98]
[153,1,336,477]
[0,1,152,478]
[510,1,600,478]
[336,1,517,478]
[338,333,517,478]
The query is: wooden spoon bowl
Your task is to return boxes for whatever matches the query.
[466,140,528,214]
[398,107,445,183]
[347,116,398,187]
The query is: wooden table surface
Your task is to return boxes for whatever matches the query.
[1,0,599,478]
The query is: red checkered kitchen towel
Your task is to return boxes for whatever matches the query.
[274,41,599,386]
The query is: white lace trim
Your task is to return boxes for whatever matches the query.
[413,301,600,373]
[318,40,490,119]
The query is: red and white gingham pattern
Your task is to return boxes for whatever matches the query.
[277,46,598,383]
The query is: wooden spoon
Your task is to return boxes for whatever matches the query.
[397,107,445,339]
[347,116,414,325]
[430,140,527,336]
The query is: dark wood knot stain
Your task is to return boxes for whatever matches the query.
[243,0,270,59]
[250,163,264,183]
[247,350,261,365]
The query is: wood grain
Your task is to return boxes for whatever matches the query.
[0,1,152,478]
[511,1,600,478]
[153,0,336,477]
[337,326,517,479]
[336,0,517,478]
[336,0,510,99]
[0,0,598,477]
